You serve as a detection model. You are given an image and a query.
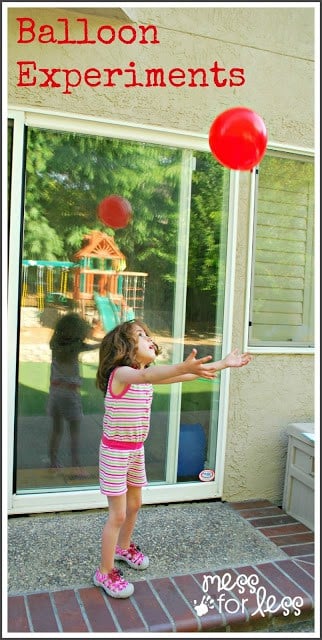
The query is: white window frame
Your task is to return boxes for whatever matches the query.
[244,144,315,355]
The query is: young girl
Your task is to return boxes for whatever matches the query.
[93,319,251,598]
[47,312,100,476]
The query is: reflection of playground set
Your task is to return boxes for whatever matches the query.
[21,231,148,331]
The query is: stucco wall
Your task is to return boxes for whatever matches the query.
[7,6,315,504]
[223,352,314,503]
[7,7,314,145]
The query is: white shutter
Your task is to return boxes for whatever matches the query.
[249,155,314,347]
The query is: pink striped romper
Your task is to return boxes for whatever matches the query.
[99,367,153,496]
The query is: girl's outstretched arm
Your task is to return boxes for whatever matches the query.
[114,348,252,388]
[158,348,252,383]
[115,349,217,387]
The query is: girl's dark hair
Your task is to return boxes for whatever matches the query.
[96,319,161,394]
[50,312,92,362]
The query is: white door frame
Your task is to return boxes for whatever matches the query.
[5,108,239,514]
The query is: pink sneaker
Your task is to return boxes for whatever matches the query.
[115,542,149,570]
[93,567,134,598]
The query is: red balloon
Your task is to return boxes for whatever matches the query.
[98,195,132,229]
[208,107,268,171]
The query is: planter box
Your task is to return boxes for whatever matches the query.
[282,422,315,530]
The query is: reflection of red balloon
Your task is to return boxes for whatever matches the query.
[98,195,132,229]
[208,107,268,171]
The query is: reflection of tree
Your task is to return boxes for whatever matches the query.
[24,129,65,260]
[188,153,226,326]
[22,128,226,328]
[24,129,180,265]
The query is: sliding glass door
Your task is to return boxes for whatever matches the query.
[8,114,229,508]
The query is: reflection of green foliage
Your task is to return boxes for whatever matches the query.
[24,129,182,266]
[22,128,227,327]
[24,206,64,260]
[190,153,226,292]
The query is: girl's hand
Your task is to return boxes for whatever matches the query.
[223,348,252,368]
[184,349,218,379]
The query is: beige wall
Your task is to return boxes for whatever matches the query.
[8,7,314,146]
[7,6,315,504]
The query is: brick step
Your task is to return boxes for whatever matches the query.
[7,557,314,633]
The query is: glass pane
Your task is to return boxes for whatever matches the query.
[178,151,229,482]
[14,125,228,495]
[15,127,184,492]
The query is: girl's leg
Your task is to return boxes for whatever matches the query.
[94,493,135,598]
[117,485,142,550]
[115,486,149,570]
[100,494,127,574]
[49,414,64,467]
